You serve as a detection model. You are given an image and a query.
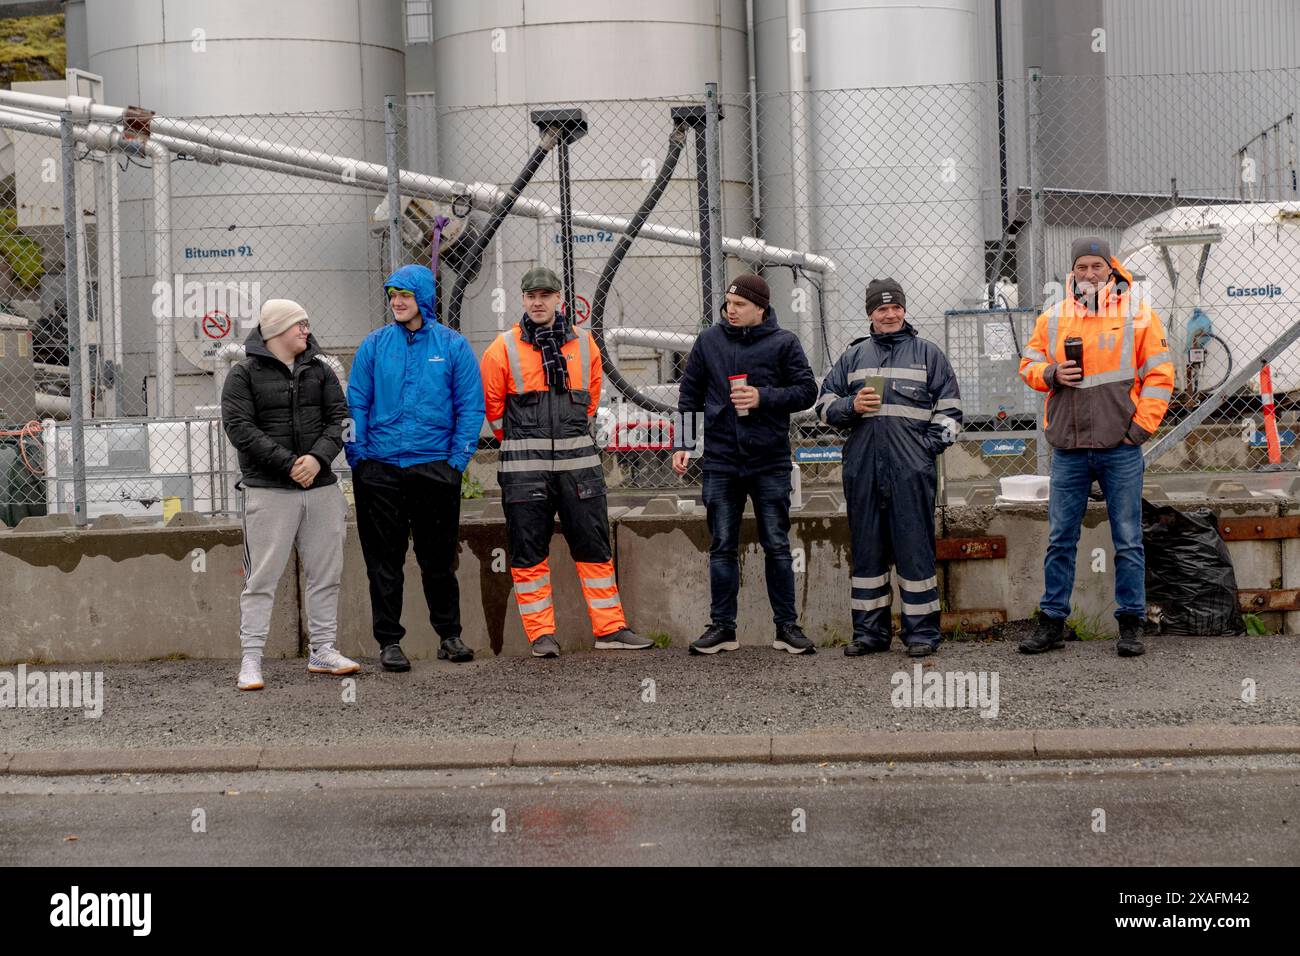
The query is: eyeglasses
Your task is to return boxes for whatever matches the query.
[295,320,310,331]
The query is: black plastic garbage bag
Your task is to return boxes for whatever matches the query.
[1141,499,1244,635]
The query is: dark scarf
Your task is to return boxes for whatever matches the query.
[523,312,570,389]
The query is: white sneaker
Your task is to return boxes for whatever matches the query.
[237,655,264,691]
[308,645,361,675]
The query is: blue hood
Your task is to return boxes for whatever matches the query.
[385,264,438,324]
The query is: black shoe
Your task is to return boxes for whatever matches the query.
[1116,615,1146,657]
[531,634,560,658]
[380,643,411,672]
[906,642,936,658]
[1019,616,1066,654]
[844,639,889,657]
[773,623,816,655]
[689,625,739,655]
[437,636,474,663]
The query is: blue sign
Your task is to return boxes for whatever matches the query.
[796,446,843,463]
[982,438,1027,457]
[1249,430,1296,448]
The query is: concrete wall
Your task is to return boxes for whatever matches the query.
[330,514,612,660]
[0,523,298,664]
[0,495,1293,663]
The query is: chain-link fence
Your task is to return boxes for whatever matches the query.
[2,67,1299,523]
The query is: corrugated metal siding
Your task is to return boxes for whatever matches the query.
[406,91,439,175]
[1104,0,1300,76]
[1043,223,1127,287]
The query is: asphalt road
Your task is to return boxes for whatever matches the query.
[2,634,1295,751]
[2,757,1296,866]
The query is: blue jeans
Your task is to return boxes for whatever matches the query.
[1040,443,1146,621]
[701,470,797,630]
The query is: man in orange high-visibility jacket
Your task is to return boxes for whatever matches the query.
[480,267,653,658]
[1018,236,1176,658]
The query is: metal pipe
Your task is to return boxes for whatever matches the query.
[384,95,401,274]
[0,90,836,277]
[0,108,173,415]
[60,111,88,526]
[786,0,816,361]
[745,0,761,228]
[1026,66,1048,477]
[704,83,726,327]
[556,137,578,322]
[108,149,123,415]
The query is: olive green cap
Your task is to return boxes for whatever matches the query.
[521,266,562,293]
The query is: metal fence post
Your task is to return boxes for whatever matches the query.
[60,110,88,526]
[1026,66,1049,477]
[384,94,401,275]
[704,83,726,322]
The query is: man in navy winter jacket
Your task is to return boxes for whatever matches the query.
[672,274,819,656]
[346,264,486,671]
[814,278,962,657]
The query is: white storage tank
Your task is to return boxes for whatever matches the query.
[1119,202,1300,394]
[430,0,752,387]
[754,0,987,359]
[85,0,405,415]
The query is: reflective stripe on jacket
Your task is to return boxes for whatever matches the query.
[1019,256,1175,448]
[480,316,603,481]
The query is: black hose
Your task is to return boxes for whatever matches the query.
[587,125,689,415]
[1194,331,1234,396]
[445,136,556,331]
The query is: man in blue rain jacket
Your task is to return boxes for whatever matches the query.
[346,264,485,671]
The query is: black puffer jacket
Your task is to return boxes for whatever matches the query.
[220,327,348,489]
[675,308,817,475]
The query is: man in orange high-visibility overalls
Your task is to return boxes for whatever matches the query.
[480,267,653,658]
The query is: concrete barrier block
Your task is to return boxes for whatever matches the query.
[617,511,904,648]
[13,514,73,533]
[166,511,209,527]
[0,525,299,663]
[798,492,840,514]
[640,496,679,516]
[329,514,607,660]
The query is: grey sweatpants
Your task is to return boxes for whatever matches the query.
[239,484,347,654]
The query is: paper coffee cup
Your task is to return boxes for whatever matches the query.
[861,375,885,413]
[729,374,750,417]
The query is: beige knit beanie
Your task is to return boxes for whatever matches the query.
[259,299,309,340]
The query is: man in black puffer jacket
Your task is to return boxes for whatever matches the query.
[672,274,818,656]
[221,299,356,692]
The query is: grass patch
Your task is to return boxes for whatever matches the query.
[648,631,673,649]
[1066,608,1113,642]
[1242,613,1272,636]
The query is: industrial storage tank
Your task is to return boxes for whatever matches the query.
[85,0,405,415]
[754,0,987,359]
[1119,202,1300,395]
[429,0,752,392]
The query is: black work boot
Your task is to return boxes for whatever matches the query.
[437,635,474,663]
[1116,615,1146,657]
[1018,616,1066,654]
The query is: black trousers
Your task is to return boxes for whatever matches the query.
[353,459,462,647]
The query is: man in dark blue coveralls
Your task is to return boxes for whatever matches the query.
[814,278,963,657]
